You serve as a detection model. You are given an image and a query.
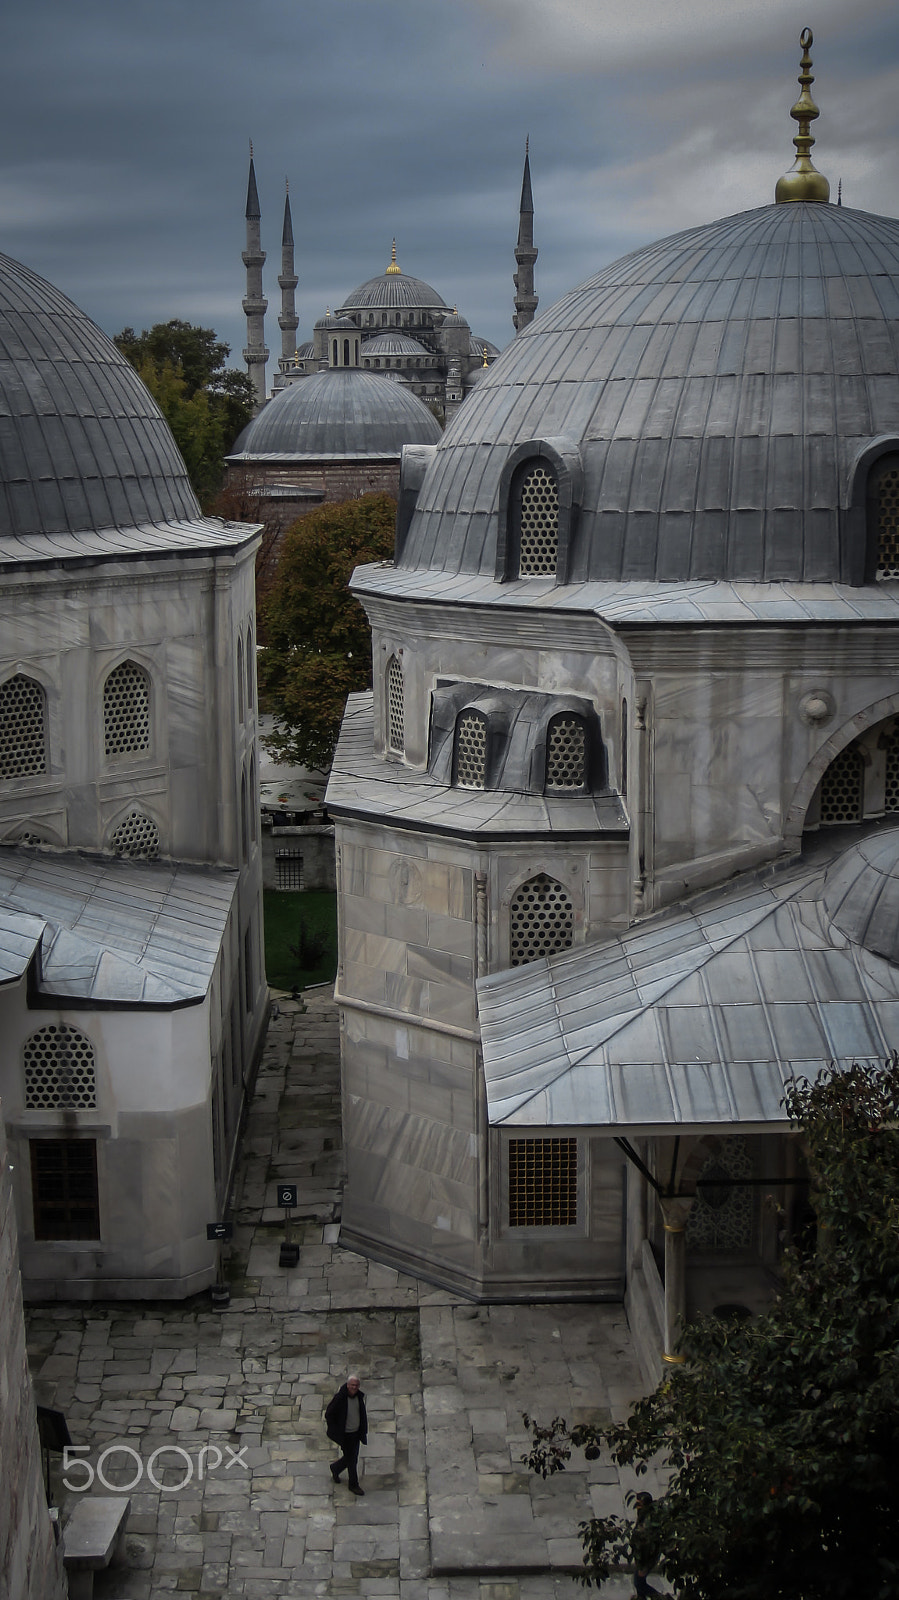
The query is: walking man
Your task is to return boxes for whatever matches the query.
[325,1373,368,1495]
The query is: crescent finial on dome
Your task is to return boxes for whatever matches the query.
[775,27,830,204]
[386,239,402,276]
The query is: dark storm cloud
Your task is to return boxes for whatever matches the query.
[2,0,899,382]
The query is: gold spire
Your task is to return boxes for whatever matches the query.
[775,27,830,204]
[386,238,402,276]
[482,346,489,368]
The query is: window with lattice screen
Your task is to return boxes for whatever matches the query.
[886,738,899,813]
[508,1137,578,1227]
[818,744,864,824]
[0,673,46,779]
[454,709,488,789]
[386,656,404,754]
[872,453,899,579]
[515,461,559,576]
[103,661,150,757]
[509,873,574,966]
[24,1024,97,1110]
[110,809,160,859]
[31,1139,100,1240]
[545,714,587,790]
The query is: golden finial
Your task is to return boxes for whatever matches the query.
[775,28,830,204]
[482,346,489,368]
[386,238,402,275]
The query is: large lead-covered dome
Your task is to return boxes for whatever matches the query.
[400,202,899,584]
[0,251,201,538]
[231,367,443,459]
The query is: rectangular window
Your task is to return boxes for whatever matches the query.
[508,1137,578,1227]
[31,1139,100,1241]
[275,848,304,890]
[244,927,253,1012]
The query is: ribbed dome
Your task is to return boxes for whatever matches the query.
[230,368,443,459]
[400,203,899,583]
[0,251,200,538]
[823,829,899,964]
[362,333,430,356]
[338,271,447,313]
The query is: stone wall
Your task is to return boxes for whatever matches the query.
[0,1113,67,1599]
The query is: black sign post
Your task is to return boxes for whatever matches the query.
[207,1222,233,1308]
[278,1184,300,1268]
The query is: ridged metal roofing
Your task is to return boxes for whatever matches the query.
[338,271,447,313]
[362,333,430,356]
[400,202,899,585]
[0,251,202,540]
[478,827,899,1133]
[230,368,442,460]
[0,849,237,1003]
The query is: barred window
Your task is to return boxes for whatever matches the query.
[886,738,899,813]
[546,714,587,790]
[276,848,304,889]
[0,673,46,779]
[510,873,574,967]
[872,454,899,580]
[515,461,559,577]
[386,656,404,754]
[24,1024,96,1110]
[819,744,864,825]
[110,809,160,859]
[104,660,150,758]
[509,1137,578,1227]
[31,1139,100,1241]
[454,709,488,789]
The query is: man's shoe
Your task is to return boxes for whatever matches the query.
[330,1462,342,1481]
[349,1484,365,1496]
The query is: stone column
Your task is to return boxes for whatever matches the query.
[660,1195,694,1364]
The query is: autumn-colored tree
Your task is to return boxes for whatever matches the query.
[258,493,397,771]
[525,1057,899,1599]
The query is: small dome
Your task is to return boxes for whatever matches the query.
[469,334,499,357]
[362,333,430,357]
[229,367,443,459]
[441,311,469,329]
[823,829,899,964]
[314,312,354,330]
[0,251,200,537]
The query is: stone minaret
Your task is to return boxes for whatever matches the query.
[242,146,269,408]
[512,138,538,332]
[278,181,299,375]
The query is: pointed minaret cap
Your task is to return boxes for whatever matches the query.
[282,180,294,247]
[246,141,261,220]
[520,135,534,215]
[775,28,830,204]
[386,239,402,276]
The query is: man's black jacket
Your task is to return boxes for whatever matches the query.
[325,1384,368,1445]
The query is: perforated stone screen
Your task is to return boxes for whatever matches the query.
[0,673,46,779]
[686,1137,754,1252]
[454,710,487,789]
[24,1024,96,1110]
[875,459,899,579]
[110,809,160,859]
[517,462,559,576]
[546,714,587,789]
[387,657,404,753]
[508,1137,578,1227]
[510,873,574,967]
[886,740,899,813]
[819,744,863,824]
[104,661,150,757]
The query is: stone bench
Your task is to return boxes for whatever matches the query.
[62,1495,130,1599]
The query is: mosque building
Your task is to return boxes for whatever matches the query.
[326,32,899,1381]
[0,249,268,1301]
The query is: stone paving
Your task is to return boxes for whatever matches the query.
[27,990,660,1599]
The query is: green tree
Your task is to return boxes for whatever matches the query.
[525,1057,899,1599]
[115,320,254,507]
[258,493,397,772]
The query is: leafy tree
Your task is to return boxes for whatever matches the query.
[524,1057,899,1599]
[115,320,254,507]
[258,493,397,772]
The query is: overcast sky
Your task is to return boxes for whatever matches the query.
[3,0,899,381]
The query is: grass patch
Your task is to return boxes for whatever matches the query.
[263,889,338,991]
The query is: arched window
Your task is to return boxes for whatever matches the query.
[249,747,258,842]
[386,656,404,755]
[343,338,350,365]
[240,771,249,863]
[870,452,899,579]
[509,873,574,967]
[104,660,150,757]
[381,312,388,326]
[24,1023,96,1110]
[246,623,255,711]
[545,713,587,790]
[237,636,245,722]
[513,460,560,576]
[331,339,338,365]
[818,744,864,825]
[0,672,46,779]
[454,709,488,789]
[110,809,160,860]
